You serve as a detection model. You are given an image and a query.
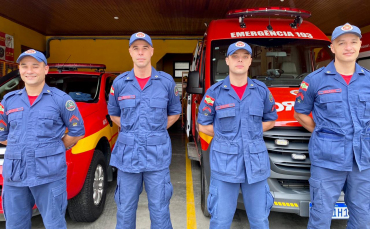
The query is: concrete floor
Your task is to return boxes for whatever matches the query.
[0,121,348,229]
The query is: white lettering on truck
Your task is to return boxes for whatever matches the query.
[231,31,313,38]
[275,101,295,112]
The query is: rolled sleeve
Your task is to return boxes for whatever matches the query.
[108,80,121,117]
[197,90,216,125]
[167,80,181,116]
[262,88,278,122]
[294,75,315,115]
[61,95,85,137]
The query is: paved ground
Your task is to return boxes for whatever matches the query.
[0,121,348,228]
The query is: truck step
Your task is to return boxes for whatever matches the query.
[187,142,200,161]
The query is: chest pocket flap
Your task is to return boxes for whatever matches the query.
[8,112,23,121]
[249,108,263,117]
[119,99,136,108]
[359,94,370,102]
[150,98,168,108]
[319,94,342,103]
[39,112,58,121]
[218,108,236,118]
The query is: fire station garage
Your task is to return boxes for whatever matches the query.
[1,1,370,228]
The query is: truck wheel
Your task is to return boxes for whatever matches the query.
[201,157,211,217]
[68,149,107,222]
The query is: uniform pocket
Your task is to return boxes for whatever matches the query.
[265,184,274,214]
[249,141,268,175]
[7,112,23,143]
[150,98,168,129]
[161,172,173,209]
[217,108,236,132]
[309,177,323,213]
[313,128,345,164]
[117,134,135,167]
[3,146,25,182]
[51,182,67,220]
[212,141,238,176]
[319,94,343,117]
[248,108,263,131]
[37,112,58,138]
[359,95,370,118]
[118,99,137,130]
[360,133,370,164]
[146,134,167,168]
[114,177,121,207]
[35,145,66,179]
[207,184,218,218]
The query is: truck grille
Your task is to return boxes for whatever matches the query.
[277,179,309,189]
[264,127,311,176]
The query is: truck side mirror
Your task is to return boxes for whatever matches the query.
[186,71,203,94]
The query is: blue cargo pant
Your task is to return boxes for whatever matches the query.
[208,177,273,229]
[115,168,173,229]
[2,178,67,229]
[308,163,370,229]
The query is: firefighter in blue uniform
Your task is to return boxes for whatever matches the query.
[108,32,181,229]
[0,50,85,229]
[294,23,370,229]
[198,41,277,229]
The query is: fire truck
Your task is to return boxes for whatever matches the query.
[359,31,370,69]
[186,7,350,219]
[0,63,119,222]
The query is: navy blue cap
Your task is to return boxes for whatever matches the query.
[129,32,153,47]
[16,49,47,65]
[227,41,252,56]
[331,23,362,41]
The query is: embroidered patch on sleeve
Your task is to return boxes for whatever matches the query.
[110,86,115,96]
[174,86,179,96]
[202,106,212,113]
[0,103,4,115]
[69,115,79,122]
[300,81,309,91]
[269,92,274,102]
[296,92,304,100]
[204,95,215,106]
[65,100,76,111]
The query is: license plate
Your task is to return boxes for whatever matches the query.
[309,202,349,219]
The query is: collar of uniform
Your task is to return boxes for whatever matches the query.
[323,60,365,75]
[41,84,53,94]
[16,83,52,95]
[124,70,135,81]
[221,75,231,90]
[355,63,366,75]
[323,61,337,75]
[150,67,161,80]
[221,75,254,89]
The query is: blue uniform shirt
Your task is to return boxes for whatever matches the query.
[294,61,370,172]
[198,76,277,184]
[0,84,85,187]
[108,67,181,173]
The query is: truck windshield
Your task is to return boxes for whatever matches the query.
[0,73,100,103]
[211,38,332,87]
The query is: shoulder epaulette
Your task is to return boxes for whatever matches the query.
[209,80,224,91]
[2,90,20,101]
[50,87,66,97]
[158,71,174,82]
[115,71,130,81]
[251,78,267,88]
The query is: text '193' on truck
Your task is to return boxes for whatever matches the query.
[0,63,119,222]
[185,7,353,218]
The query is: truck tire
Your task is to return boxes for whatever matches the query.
[201,157,211,217]
[68,149,107,222]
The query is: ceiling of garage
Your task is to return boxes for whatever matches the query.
[1,0,369,36]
